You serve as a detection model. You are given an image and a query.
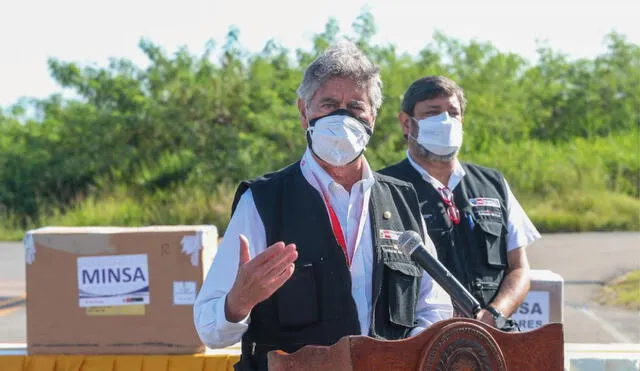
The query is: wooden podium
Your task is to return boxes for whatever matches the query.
[267,318,564,370]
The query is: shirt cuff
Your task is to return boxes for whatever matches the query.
[409,326,427,337]
[508,229,542,252]
[216,293,251,331]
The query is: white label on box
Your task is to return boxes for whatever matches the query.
[173,281,197,305]
[511,290,550,331]
[77,254,150,307]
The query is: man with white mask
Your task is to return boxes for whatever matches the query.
[380,76,540,331]
[194,43,452,371]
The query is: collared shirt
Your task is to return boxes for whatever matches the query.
[406,151,541,251]
[193,149,453,349]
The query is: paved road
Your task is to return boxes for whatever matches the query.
[0,241,26,343]
[527,232,640,343]
[1,233,639,344]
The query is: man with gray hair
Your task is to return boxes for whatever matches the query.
[194,42,452,370]
[380,76,540,331]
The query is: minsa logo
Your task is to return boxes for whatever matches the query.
[81,266,147,285]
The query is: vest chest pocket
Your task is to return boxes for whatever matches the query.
[383,260,422,328]
[422,205,451,250]
[276,263,319,328]
[477,220,507,268]
[422,204,452,232]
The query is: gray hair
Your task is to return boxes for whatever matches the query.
[296,39,383,115]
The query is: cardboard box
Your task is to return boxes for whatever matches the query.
[511,269,564,331]
[24,225,218,355]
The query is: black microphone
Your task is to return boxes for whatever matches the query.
[398,230,481,318]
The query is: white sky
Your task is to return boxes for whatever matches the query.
[1,0,638,108]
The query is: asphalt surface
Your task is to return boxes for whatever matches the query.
[1,232,639,344]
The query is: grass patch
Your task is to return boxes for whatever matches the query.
[1,133,637,240]
[0,183,236,241]
[598,270,640,310]
[521,191,640,232]
[0,224,27,241]
[0,212,30,241]
[40,183,236,232]
[0,182,638,241]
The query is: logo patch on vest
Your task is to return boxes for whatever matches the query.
[381,245,403,254]
[476,210,503,218]
[379,229,401,241]
[469,197,501,208]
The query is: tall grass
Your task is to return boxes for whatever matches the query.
[522,192,640,232]
[0,212,30,241]
[463,133,639,232]
[464,133,638,198]
[0,133,637,241]
[1,183,236,241]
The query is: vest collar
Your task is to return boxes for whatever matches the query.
[301,147,375,196]
[406,150,466,190]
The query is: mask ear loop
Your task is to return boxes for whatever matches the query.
[404,116,419,142]
[305,124,316,157]
[405,117,433,156]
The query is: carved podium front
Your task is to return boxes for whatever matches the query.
[268,318,564,371]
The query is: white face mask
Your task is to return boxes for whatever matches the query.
[306,109,372,167]
[413,112,463,156]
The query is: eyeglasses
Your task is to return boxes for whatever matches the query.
[437,187,460,225]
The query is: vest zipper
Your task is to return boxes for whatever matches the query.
[369,192,381,336]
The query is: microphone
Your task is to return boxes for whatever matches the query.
[398,230,481,318]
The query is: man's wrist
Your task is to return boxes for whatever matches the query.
[486,305,508,328]
[225,290,251,323]
[485,305,503,318]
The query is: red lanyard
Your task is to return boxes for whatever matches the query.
[321,195,351,267]
[437,186,461,225]
[309,167,358,267]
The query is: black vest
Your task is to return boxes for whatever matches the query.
[230,161,426,371]
[379,159,509,310]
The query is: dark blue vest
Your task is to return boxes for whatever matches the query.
[230,161,427,370]
[380,159,509,309]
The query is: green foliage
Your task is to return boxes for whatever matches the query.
[37,183,235,232]
[463,133,640,198]
[523,191,639,232]
[0,212,29,241]
[1,10,638,240]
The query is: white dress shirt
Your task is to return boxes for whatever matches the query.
[406,151,541,251]
[194,149,453,349]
